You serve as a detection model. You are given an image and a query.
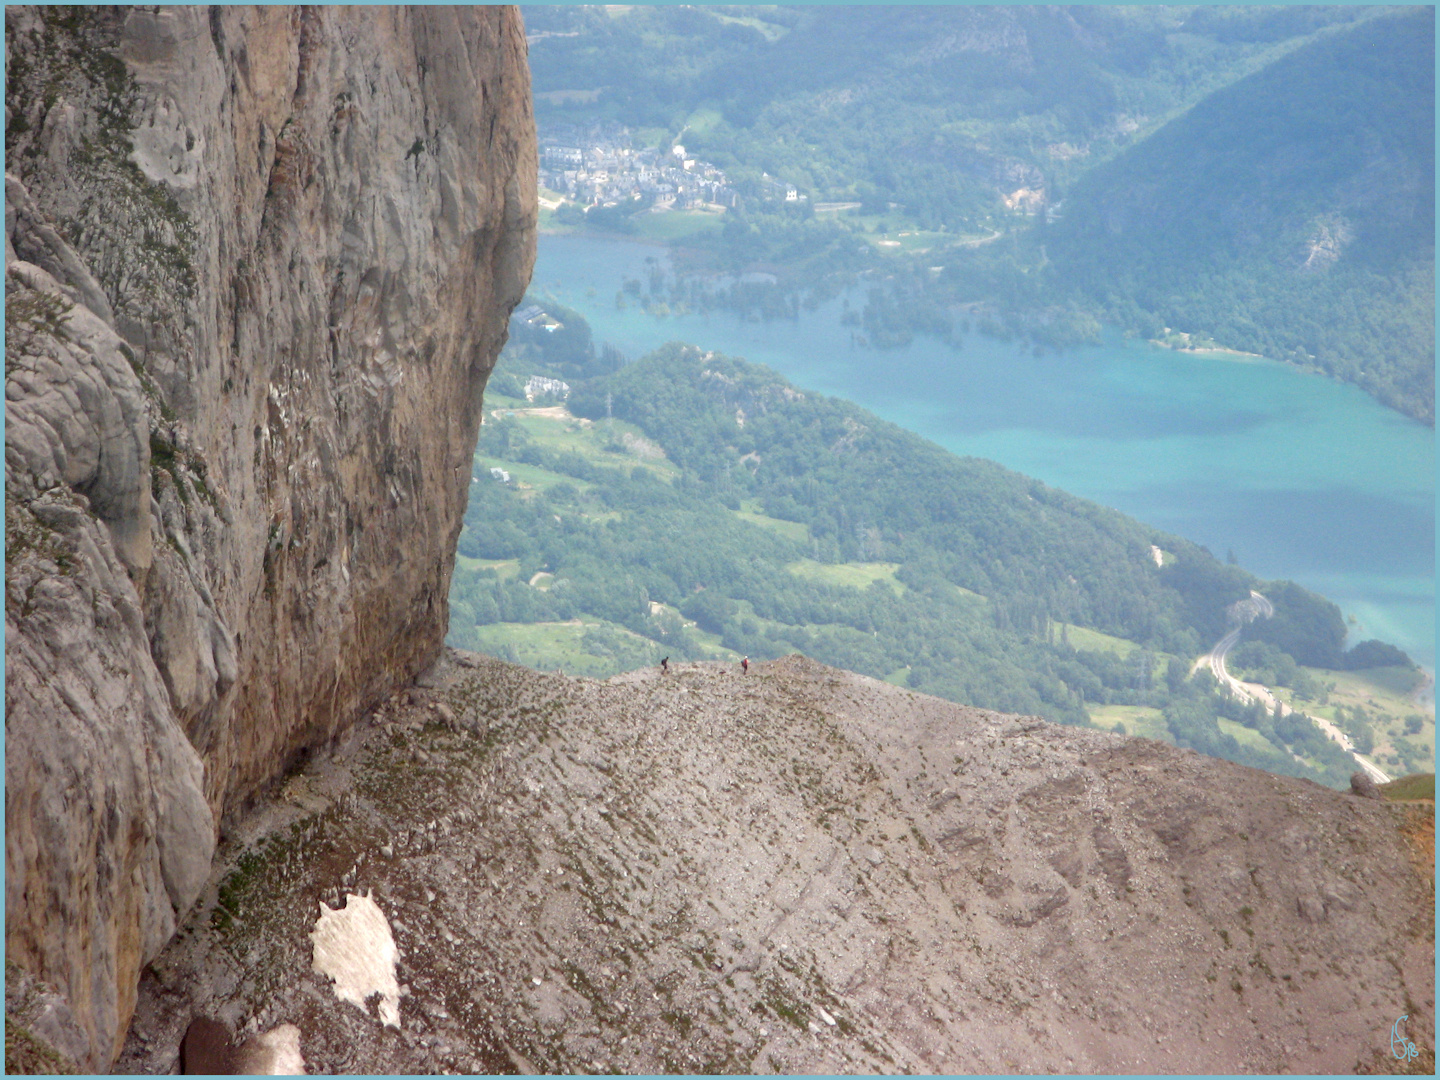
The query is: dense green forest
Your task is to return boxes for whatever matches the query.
[523,5,1434,422]
[448,326,1429,787]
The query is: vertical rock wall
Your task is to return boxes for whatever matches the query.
[4,6,536,1069]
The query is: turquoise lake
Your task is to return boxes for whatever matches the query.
[529,234,1436,677]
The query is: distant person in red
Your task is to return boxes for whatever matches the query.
[741,656,749,673]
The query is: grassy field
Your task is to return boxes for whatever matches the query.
[1088,705,1169,742]
[1380,773,1435,801]
[1297,664,1429,717]
[458,606,738,679]
[861,228,954,255]
[1346,665,1429,698]
[482,406,680,484]
[784,559,902,592]
[1281,664,1434,773]
[630,209,727,243]
[1055,622,1143,659]
[650,602,731,653]
[463,619,689,678]
[681,106,726,136]
[455,555,521,580]
[732,500,809,543]
[1217,718,1281,754]
[467,620,610,676]
[472,456,593,495]
[825,207,999,253]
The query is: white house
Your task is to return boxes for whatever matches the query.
[525,375,571,401]
[542,145,583,166]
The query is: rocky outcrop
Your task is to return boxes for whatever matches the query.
[117,652,1434,1074]
[1352,771,1384,800]
[5,6,535,1070]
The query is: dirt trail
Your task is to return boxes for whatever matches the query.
[116,651,1433,1074]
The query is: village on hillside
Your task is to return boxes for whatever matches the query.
[538,120,806,214]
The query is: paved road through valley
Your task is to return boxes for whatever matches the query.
[1196,591,1390,785]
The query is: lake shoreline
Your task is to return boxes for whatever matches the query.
[540,228,1431,429]
[529,233,1435,674]
[1151,339,1265,361]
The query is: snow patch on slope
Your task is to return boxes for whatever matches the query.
[310,892,402,1027]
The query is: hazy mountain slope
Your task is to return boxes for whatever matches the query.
[1047,9,1435,422]
[116,650,1432,1074]
[525,4,1375,225]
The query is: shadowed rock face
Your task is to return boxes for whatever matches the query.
[118,652,1433,1075]
[5,6,535,1070]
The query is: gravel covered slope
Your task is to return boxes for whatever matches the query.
[117,651,1433,1074]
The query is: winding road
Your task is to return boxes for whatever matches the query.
[1195,591,1390,785]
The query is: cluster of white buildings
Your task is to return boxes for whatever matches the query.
[524,375,571,402]
[538,122,757,212]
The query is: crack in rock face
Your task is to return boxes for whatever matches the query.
[309,892,401,1028]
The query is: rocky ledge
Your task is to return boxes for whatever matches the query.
[116,651,1433,1074]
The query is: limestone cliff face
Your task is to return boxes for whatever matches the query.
[4,6,535,1069]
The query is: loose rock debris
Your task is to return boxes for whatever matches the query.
[116,650,1433,1074]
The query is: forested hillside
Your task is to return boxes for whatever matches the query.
[448,334,1432,787]
[1046,8,1435,421]
[523,5,1433,421]
[524,4,1372,231]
